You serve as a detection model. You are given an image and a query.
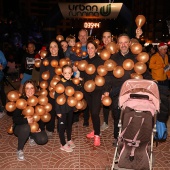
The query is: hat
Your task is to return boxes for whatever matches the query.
[158,42,168,49]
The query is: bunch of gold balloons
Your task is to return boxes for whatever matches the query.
[55,84,86,110]
[6,90,52,133]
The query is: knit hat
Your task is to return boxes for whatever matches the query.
[158,42,168,49]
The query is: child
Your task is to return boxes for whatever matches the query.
[55,65,78,152]
[65,35,82,62]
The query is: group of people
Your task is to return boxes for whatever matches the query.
[0,27,170,161]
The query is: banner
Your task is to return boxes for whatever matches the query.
[58,3,123,19]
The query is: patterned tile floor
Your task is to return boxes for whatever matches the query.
[0,79,170,170]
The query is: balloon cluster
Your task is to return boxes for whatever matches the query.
[71,42,87,58]
[55,84,87,110]
[5,90,52,133]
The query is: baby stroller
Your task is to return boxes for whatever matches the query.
[111,79,160,170]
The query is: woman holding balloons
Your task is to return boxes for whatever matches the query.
[80,40,109,146]
[39,39,65,138]
[12,80,48,161]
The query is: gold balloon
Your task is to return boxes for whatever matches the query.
[39,81,48,89]
[35,105,46,116]
[94,39,100,45]
[22,106,34,116]
[75,42,82,48]
[55,83,65,94]
[75,48,81,54]
[74,91,83,101]
[56,35,64,42]
[49,86,54,91]
[59,58,68,67]
[113,66,125,78]
[55,66,62,75]
[44,103,52,112]
[41,112,51,122]
[67,96,77,107]
[41,71,50,80]
[74,61,79,67]
[33,113,41,122]
[104,59,117,71]
[136,52,149,63]
[51,60,58,67]
[38,89,48,96]
[16,98,27,109]
[7,124,14,135]
[135,15,146,28]
[130,43,143,55]
[100,49,111,60]
[72,78,80,85]
[53,75,61,81]
[5,102,16,112]
[131,38,139,46]
[38,95,48,105]
[34,60,41,68]
[97,65,108,76]
[77,60,88,71]
[84,80,96,92]
[7,90,20,102]
[81,99,87,110]
[134,62,147,74]
[43,59,49,66]
[97,49,102,56]
[27,96,38,106]
[123,59,134,70]
[71,46,76,52]
[75,100,84,110]
[82,51,87,57]
[106,42,117,54]
[102,96,112,106]
[56,94,66,105]
[40,50,47,59]
[95,75,105,86]
[130,73,143,79]
[50,79,59,88]
[29,122,39,133]
[49,89,55,99]
[85,64,96,75]
[65,86,75,97]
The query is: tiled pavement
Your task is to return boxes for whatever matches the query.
[0,79,170,170]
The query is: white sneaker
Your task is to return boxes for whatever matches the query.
[0,111,5,118]
[100,122,109,131]
[60,143,73,152]
[67,140,76,149]
[29,137,36,146]
[17,150,25,161]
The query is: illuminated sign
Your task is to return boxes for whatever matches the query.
[58,3,123,19]
[84,22,100,28]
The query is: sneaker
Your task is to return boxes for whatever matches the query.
[17,150,25,161]
[94,135,100,146]
[46,130,53,138]
[100,122,109,131]
[29,137,36,146]
[67,140,76,149]
[86,131,94,138]
[0,111,5,118]
[60,143,73,152]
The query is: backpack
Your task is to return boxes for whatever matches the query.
[154,120,167,141]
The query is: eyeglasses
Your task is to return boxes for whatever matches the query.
[25,87,34,90]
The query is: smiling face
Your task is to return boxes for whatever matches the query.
[117,35,131,55]
[78,29,88,46]
[49,41,59,56]
[87,42,97,58]
[25,83,35,98]
[102,31,112,46]
[62,66,73,80]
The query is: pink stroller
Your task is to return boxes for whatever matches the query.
[111,79,160,170]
